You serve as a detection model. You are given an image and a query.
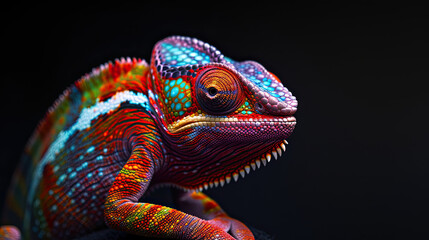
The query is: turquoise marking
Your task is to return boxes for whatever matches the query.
[56,174,66,185]
[175,103,182,111]
[171,87,179,97]
[87,146,95,153]
[161,43,212,67]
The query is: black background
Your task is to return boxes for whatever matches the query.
[1,2,428,240]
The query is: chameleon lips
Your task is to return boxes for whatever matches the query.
[167,115,296,134]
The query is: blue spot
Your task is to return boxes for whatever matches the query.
[98,172,103,176]
[170,80,176,87]
[178,93,185,99]
[69,172,76,178]
[241,110,247,114]
[176,78,183,84]
[87,173,93,178]
[87,146,95,153]
[79,155,84,160]
[185,101,192,108]
[51,205,57,212]
[103,148,108,153]
[171,87,179,98]
[49,190,54,195]
[179,111,185,116]
[56,174,67,185]
[175,103,182,111]
[96,155,103,161]
[164,85,170,92]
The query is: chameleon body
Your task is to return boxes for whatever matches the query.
[0,36,297,240]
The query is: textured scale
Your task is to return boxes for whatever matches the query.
[0,36,297,240]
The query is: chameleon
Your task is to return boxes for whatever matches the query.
[0,36,297,240]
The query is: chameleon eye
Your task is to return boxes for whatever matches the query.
[196,67,243,115]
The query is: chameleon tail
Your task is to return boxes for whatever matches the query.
[0,225,21,240]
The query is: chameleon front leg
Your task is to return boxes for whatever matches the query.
[104,146,235,240]
[172,189,255,240]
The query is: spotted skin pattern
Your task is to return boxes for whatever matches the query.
[1,36,297,239]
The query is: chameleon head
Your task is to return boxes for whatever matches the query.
[149,36,297,190]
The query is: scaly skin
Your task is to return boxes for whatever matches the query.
[0,36,297,240]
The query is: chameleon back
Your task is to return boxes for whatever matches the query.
[2,58,151,238]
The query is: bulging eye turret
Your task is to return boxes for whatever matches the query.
[196,67,244,115]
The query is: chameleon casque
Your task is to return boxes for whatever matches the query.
[0,36,297,240]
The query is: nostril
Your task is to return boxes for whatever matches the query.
[255,102,265,113]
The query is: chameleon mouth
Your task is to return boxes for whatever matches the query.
[167,114,296,133]
[163,114,296,192]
